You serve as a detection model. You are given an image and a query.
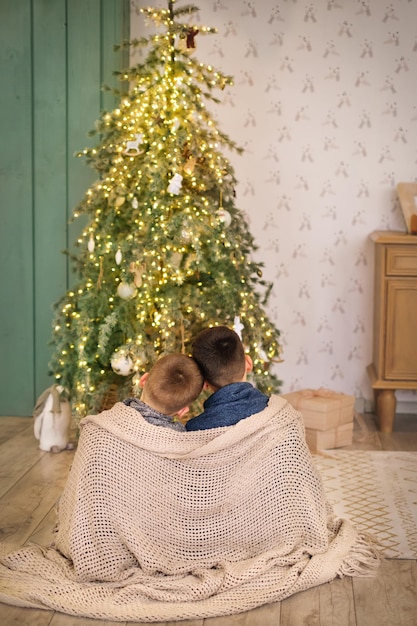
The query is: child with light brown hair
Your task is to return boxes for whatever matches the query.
[124,353,203,431]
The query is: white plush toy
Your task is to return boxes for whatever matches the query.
[33,384,74,453]
[167,173,183,194]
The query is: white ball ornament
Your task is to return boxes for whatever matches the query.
[217,207,232,227]
[111,353,134,376]
[117,281,137,300]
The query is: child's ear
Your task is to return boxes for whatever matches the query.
[245,355,253,373]
[203,381,218,392]
[139,372,149,388]
[176,406,189,418]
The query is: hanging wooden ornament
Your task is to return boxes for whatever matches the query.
[123,133,144,156]
[97,257,104,290]
[129,261,146,288]
[187,26,199,47]
[115,196,126,207]
[183,157,196,175]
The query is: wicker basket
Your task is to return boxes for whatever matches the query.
[99,384,120,411]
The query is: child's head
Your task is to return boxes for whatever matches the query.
[140,354,203,416]
[192,326,251,389]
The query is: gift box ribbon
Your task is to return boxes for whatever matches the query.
[300,387,341,399]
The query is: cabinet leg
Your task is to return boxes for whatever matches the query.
[376,389,396,433]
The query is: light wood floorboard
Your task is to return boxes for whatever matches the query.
[0,413,416,626]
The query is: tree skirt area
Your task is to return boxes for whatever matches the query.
[314,451,417,559]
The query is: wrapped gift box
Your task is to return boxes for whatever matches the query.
[282,388,355,431]
[305,422,354,451]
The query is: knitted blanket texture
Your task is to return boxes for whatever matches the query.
[0,396,379,621]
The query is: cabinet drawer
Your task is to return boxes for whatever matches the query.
[386,246,417,276]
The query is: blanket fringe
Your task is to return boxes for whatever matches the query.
[337,532,382,578]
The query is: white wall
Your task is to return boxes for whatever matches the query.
[130,0,417,411]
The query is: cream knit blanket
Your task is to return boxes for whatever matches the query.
[0,396,379,621]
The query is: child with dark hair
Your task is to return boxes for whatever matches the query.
[185,326,269,431]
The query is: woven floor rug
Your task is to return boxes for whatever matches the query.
[313,451,417,559]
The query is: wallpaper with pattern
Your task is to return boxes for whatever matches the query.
[131,0,417,409]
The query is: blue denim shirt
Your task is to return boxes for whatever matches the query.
[185,382,269,431]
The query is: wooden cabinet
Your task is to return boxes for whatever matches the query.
[368,231,417,432]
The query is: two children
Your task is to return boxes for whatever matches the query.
[133,326,268,431]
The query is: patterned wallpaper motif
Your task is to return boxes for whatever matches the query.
[131,0,417,408]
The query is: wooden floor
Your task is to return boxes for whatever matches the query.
[0,412,416,626]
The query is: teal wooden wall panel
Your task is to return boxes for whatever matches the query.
[0,0,35,415]
[33,0,68,402]
[65,0,130,277]
[101,0,131,112]
[67,0,102,269]
[0,0,130,416]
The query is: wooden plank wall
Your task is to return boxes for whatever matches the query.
[0,0,130,416]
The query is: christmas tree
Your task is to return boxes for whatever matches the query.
[49,0,283,419]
